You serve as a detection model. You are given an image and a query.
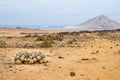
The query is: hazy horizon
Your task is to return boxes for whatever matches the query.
[0,0,120,25]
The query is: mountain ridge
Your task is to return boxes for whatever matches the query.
[66,15,120,30]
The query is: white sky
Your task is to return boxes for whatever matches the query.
[0,0,120,25]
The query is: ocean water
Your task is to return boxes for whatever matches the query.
[0,25,117,30]
[0,25,76,30]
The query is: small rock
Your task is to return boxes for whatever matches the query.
[102,67,106,70]
[117,51,120,54]
[92,58,96,60]
[58,56,64,59]
[80,74,85,76]
[44,68,49,70]
[19,69,22,71]
[110,47,113,49]
[91,46,93,47]
[58,66,62,68]
[81,58,89,61]
[70,72,76,76]
[96,50,99,53]
[9,65,12,68]
[91,52,96,54]
[116,44,119,46]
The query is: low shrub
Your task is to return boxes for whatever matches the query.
[40,40,54,48]
[6,36,13,39]
[0,41,6,48]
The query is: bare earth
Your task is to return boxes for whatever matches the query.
[0,28,69,37]
[0,28,120,80]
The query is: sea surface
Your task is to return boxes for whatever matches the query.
[0,25,117,30]
[0,25,71,30]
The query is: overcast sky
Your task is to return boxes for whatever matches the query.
[0,0,120,25]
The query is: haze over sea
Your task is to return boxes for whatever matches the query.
[0,25,113,30]
[0,25,68,30]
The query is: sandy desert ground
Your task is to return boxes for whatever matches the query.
[0,28,120,80]
[0,28,69,37]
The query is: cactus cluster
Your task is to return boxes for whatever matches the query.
[14,51,48,64]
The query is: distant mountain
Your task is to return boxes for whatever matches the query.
[66,15,120,30]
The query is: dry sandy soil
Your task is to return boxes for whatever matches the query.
[0,28,120,80]
[0,28,69,37]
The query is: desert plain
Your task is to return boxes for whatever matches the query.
[0,28,120,80]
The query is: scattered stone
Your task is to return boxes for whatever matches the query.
[19,69,22,71]
[110,47,113,49]
[0,77,3,79]
[92,58,97,60]
[102,67,106,70]
[58,66,62,69]
[70,72,76,76]
[117,50,120,54]
[8,65,12,68]
[96,50,99,53]
[91,52,96,54]
[80,74,85,76]
[91,51,99,54]
[91,46,93,47]
[97,78,100,80]
[81,58,89,61]
[9,69,13,72]
[44,68,49,70]
[116,44,119,46]
[58,56,64,59]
